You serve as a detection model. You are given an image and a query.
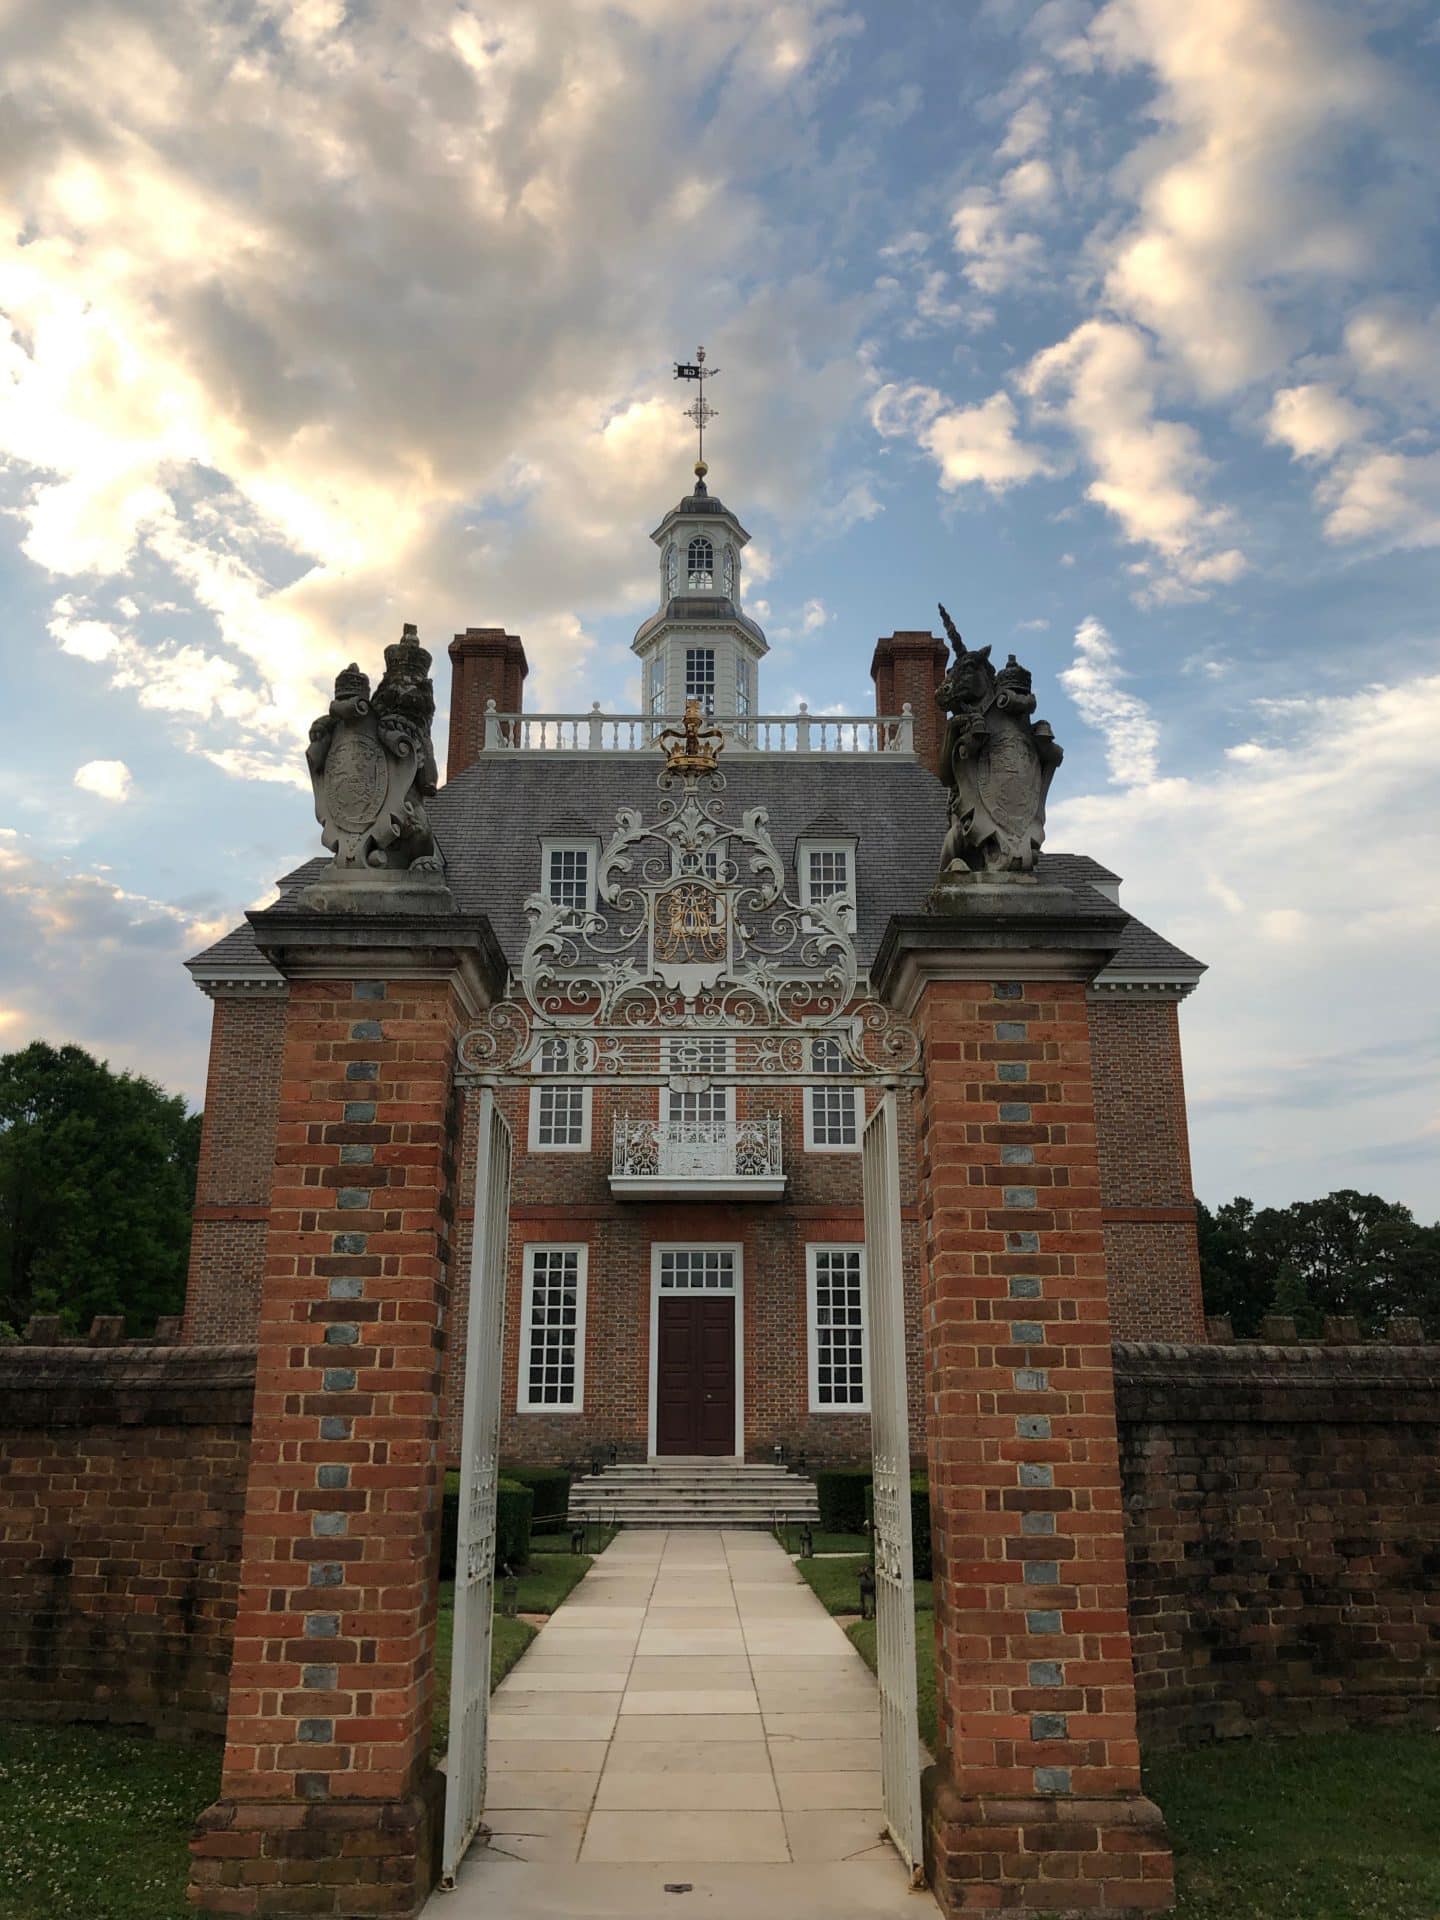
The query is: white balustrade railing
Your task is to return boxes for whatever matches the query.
[482,702,914,756]
[612,1114,783,1181]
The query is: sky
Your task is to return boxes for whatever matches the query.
[1,0,1438,1216]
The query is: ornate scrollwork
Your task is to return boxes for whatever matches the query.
[457,768,921,1085]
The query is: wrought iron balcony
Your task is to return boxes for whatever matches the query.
[610,1113,786,1200]
[480,703,914,757]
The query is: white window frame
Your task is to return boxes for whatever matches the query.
[649,663,667,716]
[517,1243,588,1414]
[664,1035,735,1131]
[647,1241,745,1458]
[735,654,752,716]
[684,646,717,714]
[527,1040,592,1153]
[806,1243,870,1414]
[540,837,599,914]
[797,836,857,932]
[803,1038,861,1153]
[687,535,714,589]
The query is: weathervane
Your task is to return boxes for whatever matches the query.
[674,345,719,475]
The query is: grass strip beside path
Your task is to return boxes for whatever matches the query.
[796,1551,933,1619]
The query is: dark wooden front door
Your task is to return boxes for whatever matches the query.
[656,1296,736,1455]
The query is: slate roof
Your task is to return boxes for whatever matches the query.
[187,751,1203,988]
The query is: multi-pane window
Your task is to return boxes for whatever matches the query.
[665,544,678,596]
[723,545,735,596]
[809,1246,867,1410]
[519,1246,586,1410]
[806,1037,860,1150]
[735,656,752,716]
[659,1248,736,1291]
[544,843,592,912]
[667,1037,730,1130]
[807,847,851,903]
[687,535,714,588]
[685,647,716,714]
[649,667,667,715]
[531,1038,589,1151]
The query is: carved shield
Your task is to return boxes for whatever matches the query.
[977,714,1042,840]
[325,725,389,834]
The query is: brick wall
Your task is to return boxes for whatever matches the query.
[184,991,286,1344]
[0,1343,255,1741]
[1089,994,1206,1342]
[1116,1340,1440,1747]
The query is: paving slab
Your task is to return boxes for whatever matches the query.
[424,1527,934,1918]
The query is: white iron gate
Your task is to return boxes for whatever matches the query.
[441,1090,512,1887]
[862,1092,925,1884]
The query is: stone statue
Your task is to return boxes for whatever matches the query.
[934,604,1063,875]
[305,623,443,881]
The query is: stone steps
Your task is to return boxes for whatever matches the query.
[567,1462,820,1530]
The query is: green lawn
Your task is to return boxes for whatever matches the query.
[0,1722,221,1920]
[847,1609,939,1752]
[429,1554,595,1758]
[775,1524,870,1556]
[1147,1732,1440,1920]
[795,1550,933,1619]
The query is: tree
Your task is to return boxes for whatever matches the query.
[1197,1188,1440,1336]
[0,1041,200,1337]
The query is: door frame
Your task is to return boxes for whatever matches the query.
[647,1241,744,1459]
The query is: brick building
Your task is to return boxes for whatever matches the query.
[183,469,1207,1472]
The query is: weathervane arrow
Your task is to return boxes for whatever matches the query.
[674,344,720,471]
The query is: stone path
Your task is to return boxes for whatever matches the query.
[434,1528,935,1919]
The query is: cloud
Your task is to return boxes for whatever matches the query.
[1059,616,1159,785]
[870,384,1056,493]
[0,0,867,773]
[1022,321,1246,600]
[1087,0,1399,397]
[1049,665,1440,1210]
[1344,302,1440,403]
[0,833,231,1099]
[1319,450,1440,551]
[73,759,134,802]
[1265,384,1375,463]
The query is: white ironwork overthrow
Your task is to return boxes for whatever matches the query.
[457,768,920,1088]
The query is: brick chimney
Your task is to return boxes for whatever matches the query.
[446,628,527,782]
[870,630,948,777]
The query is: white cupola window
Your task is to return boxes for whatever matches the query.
[723,545,735,597]
[665,544,678,597]
[687,535,714,589]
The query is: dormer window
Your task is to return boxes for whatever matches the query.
[541,837,598,914]
[687,536,714,589]
[797,834,857,931]
[685,648,716,714]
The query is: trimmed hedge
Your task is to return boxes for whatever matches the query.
[439,1474,534,1578]
[501,1466,572,1533]
[831,1474,932,1582]
[815,1467,871,1535]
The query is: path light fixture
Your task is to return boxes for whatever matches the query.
[772,1442,784,1466]
[608,1441,618,1465]
[796,1448,807,1472]
[570,1524,586,1555]
[500,1566,519,1617]
[589,1450,602,1478]
[858,1565,876,1620]
[800,1522,814,1559]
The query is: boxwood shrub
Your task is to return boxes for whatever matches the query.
[439,1474,534,1578]
[814,1467,871,1535]
[501,1465,572,1535]
[844,1474,933,1581]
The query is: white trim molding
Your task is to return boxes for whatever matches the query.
[517,1242,588,1414]
[806,1242,871,1414]
[647,1241,745,1459]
